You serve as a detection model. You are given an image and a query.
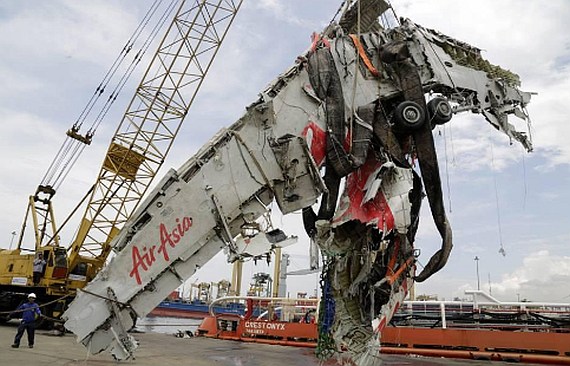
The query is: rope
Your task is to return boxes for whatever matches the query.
[51,140,85,190]
[490,143,506,257]
[41,136,74,185]
[40,314,65,324]
[86,0,178,136]
[348,0,361,154]
[417,26,466,102]
[40,0,177,191]
[448,116,457,167]
[54,144,88,191]
[0,293,73,320]
[326,0,350,30]
[79,288,129,306]
[386,1,400,27]
[442,124,453,213]
[77,0,165,131]
[521,144,528,210]
[233,132,274,189]
[348,34,380,77]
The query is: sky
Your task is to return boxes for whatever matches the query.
[0,0,569,303]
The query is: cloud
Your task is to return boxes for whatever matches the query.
[0,2,139,65]
[247,0,305,28]
[446,250,570,302]
[488,250,570,302]
[250,0,334,29]
[391,0,570,169]
[257,0,285,14]
[0,0,569,306]
[417,250,570,303]
[433,122,526,174]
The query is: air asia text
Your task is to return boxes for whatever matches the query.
[129,216,193,284]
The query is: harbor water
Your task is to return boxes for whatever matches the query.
[137,315,202,335]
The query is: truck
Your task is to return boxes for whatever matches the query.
[56,0,533,364]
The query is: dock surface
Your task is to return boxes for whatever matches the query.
[2,321,540,366]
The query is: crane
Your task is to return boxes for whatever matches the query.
[0,0,243,323]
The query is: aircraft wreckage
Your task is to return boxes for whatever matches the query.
[63,1,533,364]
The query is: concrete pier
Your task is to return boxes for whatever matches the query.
[2,321,539,366]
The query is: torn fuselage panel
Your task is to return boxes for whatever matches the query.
[332,157,413,237]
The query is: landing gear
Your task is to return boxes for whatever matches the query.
[427,97,452,127]
[392,100,426,132]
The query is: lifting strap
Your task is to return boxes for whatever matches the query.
[349,34,380,77]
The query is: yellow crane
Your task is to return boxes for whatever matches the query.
[0,0,243,324]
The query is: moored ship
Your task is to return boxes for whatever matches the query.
[197,291,570,365]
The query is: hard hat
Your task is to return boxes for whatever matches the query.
[28,293,36,299]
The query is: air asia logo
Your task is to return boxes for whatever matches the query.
[129,216,193,285]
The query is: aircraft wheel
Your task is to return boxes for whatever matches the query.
[393,100,426,132]
[427,97,452,127]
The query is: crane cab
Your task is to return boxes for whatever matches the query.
[0,246,68,295]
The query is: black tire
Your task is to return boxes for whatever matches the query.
[427,97,452,127]
[393,100,426,132]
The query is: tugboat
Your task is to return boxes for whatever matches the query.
[198,294,319,348]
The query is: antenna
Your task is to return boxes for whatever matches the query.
[474,256,480,291]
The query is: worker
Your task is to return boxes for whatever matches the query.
[11,293,41,349]
[300,309,316,324]
[32,253,46,285]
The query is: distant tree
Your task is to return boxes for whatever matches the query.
[416,294,438,301]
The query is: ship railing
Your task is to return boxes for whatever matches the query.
[395,291,570,331]
[208,296,319,323]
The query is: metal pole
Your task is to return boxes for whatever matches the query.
[474,256,480,290]
[440,302,447,329]
[272,248,282,298]
[9,231,16,249]
[231,260,243,296]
